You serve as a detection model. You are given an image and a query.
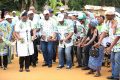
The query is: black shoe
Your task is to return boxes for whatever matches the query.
[42,64,48,67]
[107,76,114,79]
[76,65,82,68]
[3,67,7,70]
[57,66,64,69]
[25,69,30,72]
[48,65,52,68]
[19,68,23,72]
[81,67,90,70]
[52,61,56,64]
[32,64,36,68]
[114,78,119,80]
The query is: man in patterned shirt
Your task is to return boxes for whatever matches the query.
[39,10,57,68]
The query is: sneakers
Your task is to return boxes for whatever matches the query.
[57,65,64,69]
[66,66,71,69]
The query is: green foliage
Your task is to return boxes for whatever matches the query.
[47,0,63,13]
[68,0,84,10]
[36,0,47,11]
[48,0,63,10]
[0,0,120,12]
[0,0,18,11]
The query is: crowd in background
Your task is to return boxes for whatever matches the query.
[0,6,120,80]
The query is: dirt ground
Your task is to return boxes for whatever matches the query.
[0,54,111,80]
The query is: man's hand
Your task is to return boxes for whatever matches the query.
[77,43,83,47]
[106,47,112,54]
[82,44,88,47]
[47,36,56,42]
[41,35,46,40]
[93,42,100,48]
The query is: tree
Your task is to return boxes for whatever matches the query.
[68,0,84,10]
[46,0,63,12]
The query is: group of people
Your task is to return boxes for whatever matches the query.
[0,6,120,80]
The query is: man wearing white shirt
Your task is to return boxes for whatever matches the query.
[39,10,57,68]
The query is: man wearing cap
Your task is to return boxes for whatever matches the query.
[27,10,39,67]
[38,10,57,68]
[77,12,90,70]
[48,9,58,63]
[69,13,79,66]
[29,6,40,22]
[29,6,41,61]
[94,10,120,80]
[70,13,86,68]
[60,7,65,14]
[56,14,74,69]
[12,11,19,24]
[14,11,35,72]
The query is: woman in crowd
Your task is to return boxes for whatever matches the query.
[81,19,103,77]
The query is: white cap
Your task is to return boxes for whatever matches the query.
[28,10,34,15]
[68,14,73,17]
[5,15,13,19]
[60,7,64,11]
[43,10,49,14]
[12,11,16,13]
[57,14,64,21]
[105,10,115,15]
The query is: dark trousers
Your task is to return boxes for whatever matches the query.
[0,55,8,68]
[83,45,92,67]
[71,46,77,65]
[77,47,83,66]
[30,39,38,65]
[53,41,58,62]
[19,56,30,69]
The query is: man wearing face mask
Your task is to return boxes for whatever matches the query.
[38,10,57,68]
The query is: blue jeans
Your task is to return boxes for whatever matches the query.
[58,46,72,67]
[41,41,54,65]
[111,52,120,79]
